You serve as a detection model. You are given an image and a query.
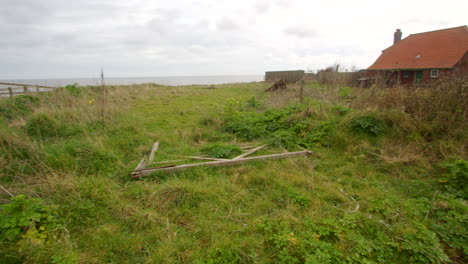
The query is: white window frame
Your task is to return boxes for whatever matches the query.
[430,69,439,78]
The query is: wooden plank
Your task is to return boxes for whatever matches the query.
[156,159,184,164]
[133,150,312,177]
[147,141,159,164]
[134,157,147,171]
[232,144,266,160]
[180,156,230,161]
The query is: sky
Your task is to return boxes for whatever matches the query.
[1,0,467,79]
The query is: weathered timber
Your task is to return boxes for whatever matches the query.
[147,142,159,164]
[181,156,230,161]
[232,145,266,160]
[133,150,312,177]
[156,159,184,164]
[134,157,147,171]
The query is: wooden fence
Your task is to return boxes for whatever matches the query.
[265,70,305,83]
[0,82,58,98]
[316,72,363,87]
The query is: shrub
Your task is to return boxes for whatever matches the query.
[348,113,385,135]
[245,96,262,109]
[438,159,468,199]
[63,83,81,97]
[338,86,351,99]
[0,195,62,244]
[331,105,350,116]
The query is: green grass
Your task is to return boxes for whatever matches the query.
[0,81,466,263]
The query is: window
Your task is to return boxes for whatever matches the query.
[430,69,439,78]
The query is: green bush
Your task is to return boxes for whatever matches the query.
[63,83,81,97]
[338,86,351,99]
[245,96,262,109]
[430,197,468,257]
[438,159,468,199]
[348,113,385,135]
[0,195,62,243]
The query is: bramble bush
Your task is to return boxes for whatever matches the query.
[0,195,63,244]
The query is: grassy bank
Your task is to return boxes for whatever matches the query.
[0,81,466,263]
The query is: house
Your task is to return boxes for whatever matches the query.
[366,26,468,86]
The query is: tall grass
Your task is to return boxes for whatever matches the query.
[0,80,466,263]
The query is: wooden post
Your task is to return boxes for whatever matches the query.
[299,80,304,103]
[8,87,13,98]
[36,85,39,92]
[23,86,28,94]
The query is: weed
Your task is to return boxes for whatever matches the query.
[0,95,39,120]
[0,195,63,249]
[201,144,243,159]
[63,83,81,97]
[438,159,468,199]
[347,113,385,135]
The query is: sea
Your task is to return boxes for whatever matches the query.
[0,75,264,88]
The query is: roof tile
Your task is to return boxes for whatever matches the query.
[368,26,468,70]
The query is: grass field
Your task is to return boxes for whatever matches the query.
[0,81,466,263]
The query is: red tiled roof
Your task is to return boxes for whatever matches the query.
[367,26,468,70]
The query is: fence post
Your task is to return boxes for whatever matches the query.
[8,87,13,98]
[23,86,28,94]
[299,80,304,103]
[36,85,39,92]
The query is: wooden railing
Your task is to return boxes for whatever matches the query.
[0,82,58,98]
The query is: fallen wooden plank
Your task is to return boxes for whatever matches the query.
[147,141,159,164]
[134,157,147,171]
[156,159,184,164]
[132,150,312,178]
[181,156,230,161]
[232,144,266,160]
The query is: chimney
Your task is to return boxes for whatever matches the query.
[394,29,402,44]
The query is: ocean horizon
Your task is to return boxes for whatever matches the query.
[0,75,264,88]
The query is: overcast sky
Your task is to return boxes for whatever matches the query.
[1,0,466,79]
